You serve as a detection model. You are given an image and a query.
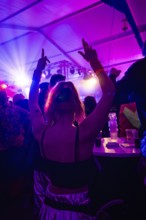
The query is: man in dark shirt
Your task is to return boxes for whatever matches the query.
[115,57,146,136]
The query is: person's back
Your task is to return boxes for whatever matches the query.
[29,41,115,219]
[36,83,97,196]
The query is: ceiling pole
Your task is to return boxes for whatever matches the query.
[0,23,37,31]
[38,30,81,66]
[123,3,143,48]
[101,0,143,49]
[60,24,146,55]
[0,32,32,46]
[39,1,103,29]
[104,58,142,69]
[0,0,42,23]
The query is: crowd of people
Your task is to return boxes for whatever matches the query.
[0,39,146,220]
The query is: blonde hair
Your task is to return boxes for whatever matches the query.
[44,81,85,124]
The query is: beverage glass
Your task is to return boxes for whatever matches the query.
[108,120,118,140]
[108,112,118,140]
[125,129,134,144]
[110,128,118,140]
[108,112,116,120]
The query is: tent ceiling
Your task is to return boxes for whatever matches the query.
[0,0,146,84]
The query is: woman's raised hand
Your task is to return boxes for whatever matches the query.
[33,49,50,82]
[78,39,97,63]
[36,48,50,71]
[78,39,104,74]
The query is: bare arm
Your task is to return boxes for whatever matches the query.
[29,49,50,140]
[79,39,115,140]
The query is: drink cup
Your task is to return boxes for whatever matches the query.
[110,128,118,140]
[125,129,135,144]
[108,112,116,120]
[108,120,118,140]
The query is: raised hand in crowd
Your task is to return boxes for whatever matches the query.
[32,49,50,82]
[78,38,104,74]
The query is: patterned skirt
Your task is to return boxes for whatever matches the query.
[34,170,96,220]
[39,184,95,220]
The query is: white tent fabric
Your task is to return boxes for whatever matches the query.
[0,0,146,93]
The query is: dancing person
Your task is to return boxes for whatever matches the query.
[49,74,66,90]
[0,90,33,219]
[29,39,115,219]
[83,96,96,117]
[112,41,146,219]
[13,93,25,104]
[34,74,66,215]
[115,41,146,137]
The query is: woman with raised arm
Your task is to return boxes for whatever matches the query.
[29,39,115,220]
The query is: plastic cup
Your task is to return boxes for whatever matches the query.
[110,128,118,140]
[125,129,137,145]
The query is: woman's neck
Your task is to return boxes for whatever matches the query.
[57,112,75,125]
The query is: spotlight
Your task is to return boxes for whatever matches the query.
[83,72,91,80]
[41,73,46,78]
[45,70,52,79]
[83,70,94,80]
[57,69,62,74]
[70,67,75,74]
[14,73,30,88]
[42,70,52,79]
[77,69,81,75]
[0,83,7,89]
